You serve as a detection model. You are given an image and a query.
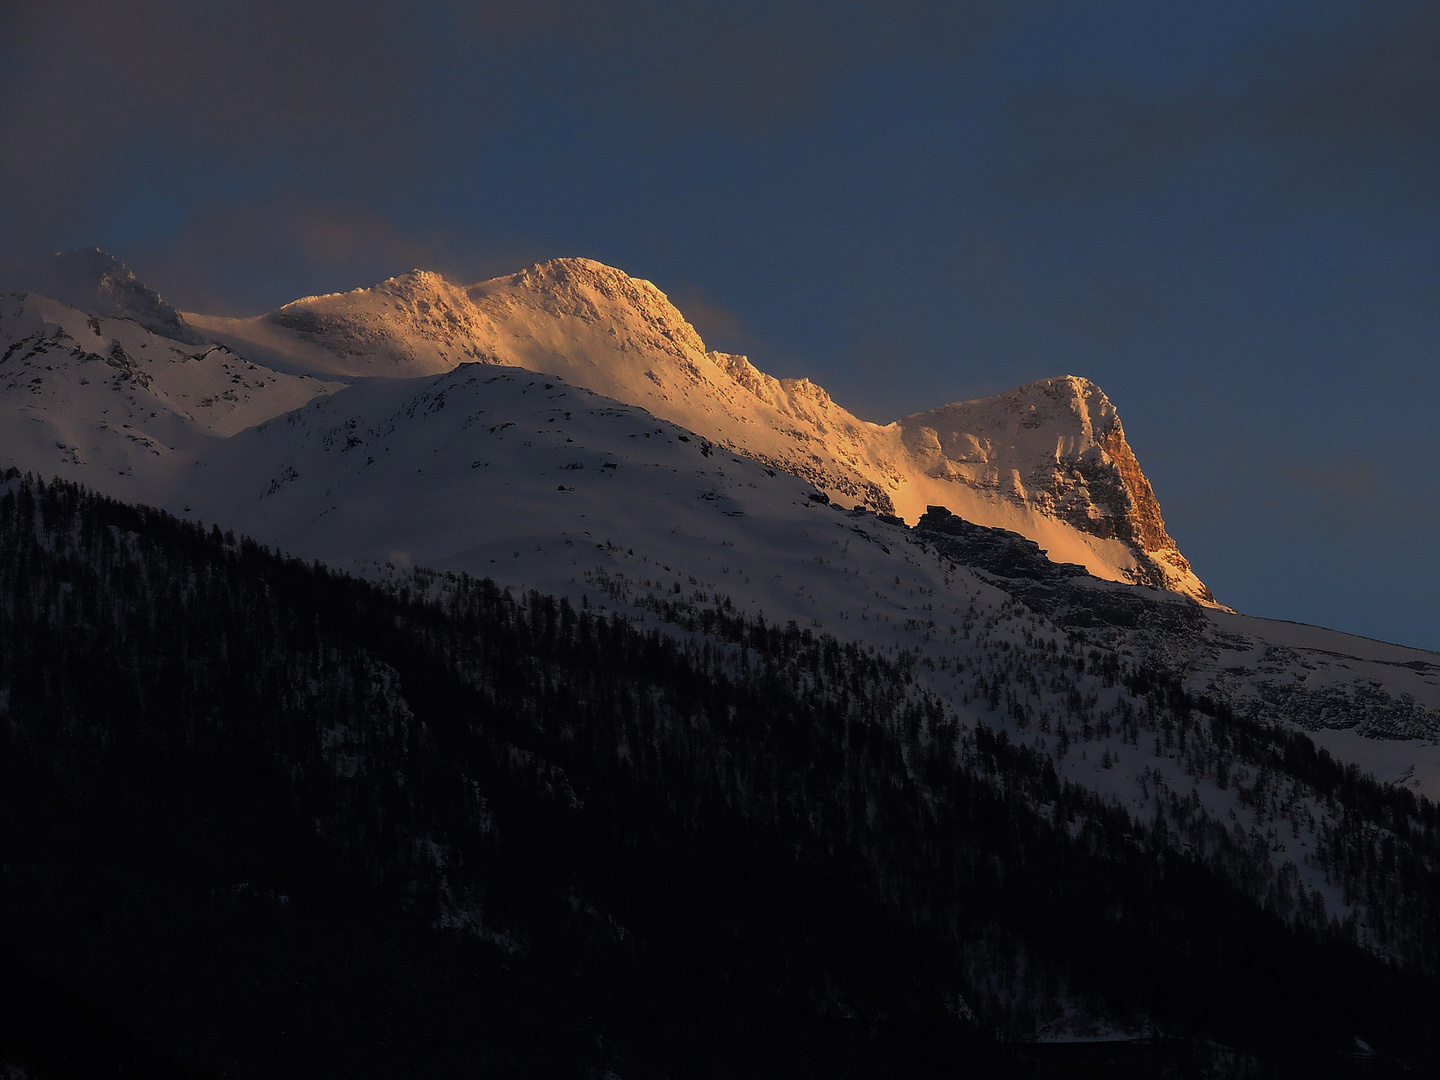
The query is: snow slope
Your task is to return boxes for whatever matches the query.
[4,256,1431,792]
[155,357,1440,789]
[0,248,201,343]
[9,250,1440,1041]
[188,258,1211,601]
[129,357,1439,958]
[0,291,339,503]
[6,297,1440,962]
[176,362,975,643]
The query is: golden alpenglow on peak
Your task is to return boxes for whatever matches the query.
[184,261,1214,603]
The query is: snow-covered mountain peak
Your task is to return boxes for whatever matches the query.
[0,247,199,344]
[469,257,710,359]
[905,375,1116,455]
[0,290,339,501]
[277,266,463,320]
[496,255,670,303]
[181,255,1213,599]
[497,255,662,294]
[901,375,1211,601]
[205,270,484,378]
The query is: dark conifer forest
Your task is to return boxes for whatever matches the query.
[2,472,1438,1078]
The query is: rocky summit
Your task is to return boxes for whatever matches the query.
[180,256,1214,602]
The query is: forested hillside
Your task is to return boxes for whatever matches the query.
[1,472,1436,1078]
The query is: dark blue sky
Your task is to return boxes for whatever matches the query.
[3,1,1437,648]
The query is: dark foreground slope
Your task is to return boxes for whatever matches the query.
[1,473,1437,1079]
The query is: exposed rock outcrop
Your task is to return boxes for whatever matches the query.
[902,376,1213,602]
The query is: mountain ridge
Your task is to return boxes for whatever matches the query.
[183,255,1214,602]
[0,248,200,344]
[6,253,1440,1074]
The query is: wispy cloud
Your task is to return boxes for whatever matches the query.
[664,283,766,356]
[0,0,1021,305]
[125,198,544,315]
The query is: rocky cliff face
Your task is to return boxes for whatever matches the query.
[901,376,1213,601]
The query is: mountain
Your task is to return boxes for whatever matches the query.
[0,247,201,343]
[901,375,1210,599]
[3,250,1440,1075]
[3,252,1435,791]
[3,251,1436,794]
[0,289,337,503]
[188,258,1212,600]
[169,355,1440,793]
